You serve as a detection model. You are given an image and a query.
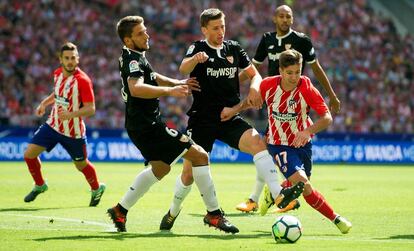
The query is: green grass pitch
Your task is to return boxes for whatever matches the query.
[0,162,413,250]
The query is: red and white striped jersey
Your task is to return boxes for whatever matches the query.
[260,75,328,146]
[46,67,94,139]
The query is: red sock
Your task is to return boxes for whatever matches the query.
[25,157,44,186]
[304,189,336,221]
[281,179,292,188]
[81,161,99,190]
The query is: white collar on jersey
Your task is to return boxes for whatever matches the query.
[123,45,145,56]
[276,28,293,40]
[205,39,224,50]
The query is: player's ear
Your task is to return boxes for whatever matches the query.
[123,37,131,46]
[201,26,208,36]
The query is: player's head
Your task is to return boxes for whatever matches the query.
[200,8,225,47]
[279,49,302,86]
[273,5,293,35]
[117,16,149,51]
[59,42,79,74]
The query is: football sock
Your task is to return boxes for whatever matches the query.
[249,176,265,202]
[117,203,128,216]
[281,179,292,188]
[304,189,336,221]
[24,157,44,186]
[192,165,219,212]
[253,150,281,198]
[170,175,192,217]
[120,167,159,210]
[81,161,99,190]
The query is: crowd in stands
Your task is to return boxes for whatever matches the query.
[1,0,412,133]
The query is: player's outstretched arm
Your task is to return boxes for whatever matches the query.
[310,60,340,114]
[244,64,263,110]
[155,74,200,92]
[35,92,55,117]
[128,76,189,99]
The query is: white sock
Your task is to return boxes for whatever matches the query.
[249,176,265,202]
[120,167,159,210]
[192,165,219,212]
[169,175,192,217]
[253,150,282,198]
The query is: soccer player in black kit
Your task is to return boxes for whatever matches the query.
[159,8,304,231]
[236,4,342,213]
[107,15,239,234]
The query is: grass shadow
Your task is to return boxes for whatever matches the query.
[0,206,87,212]
[187,212,254,217]
[33,230,271,241]
[375,234,414,240]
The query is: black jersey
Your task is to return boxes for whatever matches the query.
[253,29,316,76]
[119,46,160,131]
[184,40,251,121]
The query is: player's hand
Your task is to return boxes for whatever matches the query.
[169,85,190,98]
[192,52,209,64]
[246,88,263,110]
[35,103,46,117]
[57,107,72,120]
[292,130,311,148]
[220,107,236,122]
[329,96,341,114]
[179,77,200,92]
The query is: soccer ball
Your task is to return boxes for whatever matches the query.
[272,215,302,243]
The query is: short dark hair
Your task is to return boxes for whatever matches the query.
[279,49,303,69]
[60,42,78,56]
[116,16,144,43]
[200,8,225,27]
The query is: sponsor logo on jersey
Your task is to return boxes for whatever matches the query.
[54,95,69,107]
[285,44,292,50]
[206,67,237,78]
[186,44,195,55]
[226,56,234,64]
[209,58,215,62]
[129,60,140,73]
[272,111,298,122]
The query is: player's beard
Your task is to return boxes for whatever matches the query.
[62,64,76,74]
[133,40,148,52]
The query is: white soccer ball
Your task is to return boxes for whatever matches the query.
[272,215,303,243]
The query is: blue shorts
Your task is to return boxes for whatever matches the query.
[267,142,313,179]
[30,124,87,161]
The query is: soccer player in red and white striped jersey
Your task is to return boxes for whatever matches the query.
[23,42,106,207]
[260,49,352,234]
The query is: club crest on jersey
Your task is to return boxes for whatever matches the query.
[288,99,298,110]
[186,45,195,55]
[285,44,292,50]
[129,60,140,73]
[226,56,234,64]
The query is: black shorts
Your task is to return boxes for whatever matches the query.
[127,122,193,165]
[187,115,253,152]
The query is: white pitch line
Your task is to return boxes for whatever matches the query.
[0,213,116,231]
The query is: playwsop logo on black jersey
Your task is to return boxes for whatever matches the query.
[206,67,237,79]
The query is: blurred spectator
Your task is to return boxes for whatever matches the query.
[0,0,412,133]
